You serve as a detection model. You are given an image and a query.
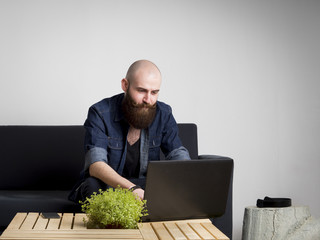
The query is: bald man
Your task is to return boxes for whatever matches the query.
[69,60,190,202]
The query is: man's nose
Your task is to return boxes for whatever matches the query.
[143,93,152,105]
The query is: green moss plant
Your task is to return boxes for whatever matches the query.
[80,187,148,229]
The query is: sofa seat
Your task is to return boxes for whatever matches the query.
[0,190,81,227]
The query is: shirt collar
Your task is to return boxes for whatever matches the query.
[114,93,125,122]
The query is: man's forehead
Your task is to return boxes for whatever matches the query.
[130,69,161,88]
[131,78,161,91]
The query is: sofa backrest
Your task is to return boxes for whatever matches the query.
[177,123,198,159]
[0,123,198,190]
[0,126,85,190]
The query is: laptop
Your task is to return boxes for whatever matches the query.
[142,158,233,222]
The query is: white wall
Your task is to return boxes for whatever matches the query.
[1,1,319,239]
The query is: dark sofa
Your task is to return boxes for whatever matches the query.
[0,124,233,239]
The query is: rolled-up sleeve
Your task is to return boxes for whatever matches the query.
[166,146,191,160]
[83,104,110,172]
[84,147,108,172]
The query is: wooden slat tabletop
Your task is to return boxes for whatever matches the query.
[0,212,229,240]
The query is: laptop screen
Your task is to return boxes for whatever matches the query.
[143,159,233,222]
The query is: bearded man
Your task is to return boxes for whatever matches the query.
[69,60,190,202]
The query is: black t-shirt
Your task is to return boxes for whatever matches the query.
[122,139,140,178]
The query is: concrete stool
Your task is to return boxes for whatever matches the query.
[242,206,320,240]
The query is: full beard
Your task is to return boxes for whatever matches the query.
[122,93,157,129]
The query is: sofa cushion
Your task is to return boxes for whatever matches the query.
[0,190,81,227]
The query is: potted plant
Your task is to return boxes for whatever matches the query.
[80,187,148,229]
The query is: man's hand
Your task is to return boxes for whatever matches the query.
[132,188,144,200]
[89,162,145,200]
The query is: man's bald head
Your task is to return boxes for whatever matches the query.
[126,60,161,84]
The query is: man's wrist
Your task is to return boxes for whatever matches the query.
[129,185,142,192]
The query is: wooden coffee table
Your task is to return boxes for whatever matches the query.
[0,212,229,240]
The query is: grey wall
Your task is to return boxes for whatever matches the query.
[1,1,319,239]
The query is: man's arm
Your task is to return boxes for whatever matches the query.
[89,161,144,200]
[84,104,144,199]
[159,104,191,160]
[166,146,191,160]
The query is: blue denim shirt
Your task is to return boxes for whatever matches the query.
[84,93,190,178]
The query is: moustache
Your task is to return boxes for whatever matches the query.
[131,101,156,109]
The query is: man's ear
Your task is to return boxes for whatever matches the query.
[121,78,129,92]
